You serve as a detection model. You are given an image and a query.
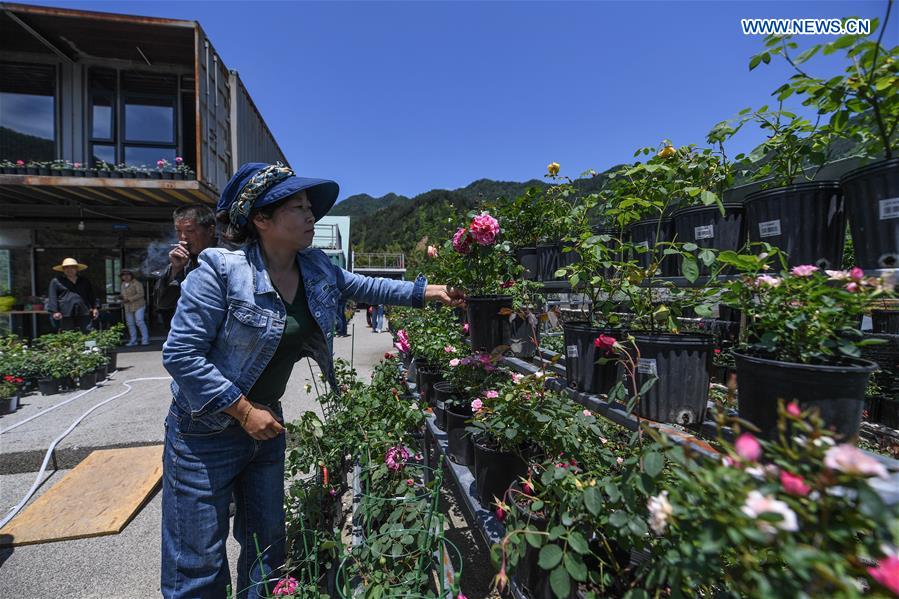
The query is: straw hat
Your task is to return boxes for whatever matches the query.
[52,257,88,272]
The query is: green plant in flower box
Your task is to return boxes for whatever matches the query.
[91,323,125,351]
[0,336,40,380]
[0,378,18,400]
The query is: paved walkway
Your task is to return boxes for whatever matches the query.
[0,311,397,598]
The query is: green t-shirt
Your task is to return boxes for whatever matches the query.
[246,275,313,406]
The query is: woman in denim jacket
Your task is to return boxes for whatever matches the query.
[161,163,463,599]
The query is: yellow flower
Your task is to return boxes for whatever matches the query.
[547,162,560,176]
[657,146,676,159]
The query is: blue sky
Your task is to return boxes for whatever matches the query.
[23,0,891,201]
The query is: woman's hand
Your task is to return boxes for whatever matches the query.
[424,285,466,308]
[224,396,284,440]
[242,403,285,440]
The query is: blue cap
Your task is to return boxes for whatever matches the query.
[216,162,339,225]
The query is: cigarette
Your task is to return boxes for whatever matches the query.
[170,242,185,246]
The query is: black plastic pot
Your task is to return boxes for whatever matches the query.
[510,314,539,359]
[0,394,19,414]
[562,321,623,395]
[733,352,878,440]
[416,366,444,408]
[536,243,561,282]
[514,247,539,281]
[627,217,676,276]
[37,377,60,395]
[472,436,527,507]
[107,349,118,372]
[445,403,475,466]
[631,333,713,425]
[432,381,460,432]
[744,181,845,269]
[78,371,97,390]
[467,295,513,352]
[880,397,899,429]
[672,203,745,275]
[95,363,108,381]
[559,241,580,270]
[872,310,899,335]
[840,158,899,269]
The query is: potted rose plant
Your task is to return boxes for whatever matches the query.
[441,209,518,352]
[725,101,844,269]
[0,376,21,414]
[715,246,893,439]
[752,13,899,270]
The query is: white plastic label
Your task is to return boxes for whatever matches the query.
[710,304,721,318]
[694,225,715,240]
[758,220,782,238]
[880,197,899,220]
[566,345,579,359]
[637,358,658,376]
[84,340,97,349]
[635,241,650,250]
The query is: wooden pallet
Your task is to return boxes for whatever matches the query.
[0,445,163,547]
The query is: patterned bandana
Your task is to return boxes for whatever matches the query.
[228,162,295,226]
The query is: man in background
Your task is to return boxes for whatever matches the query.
[155,205,217,324]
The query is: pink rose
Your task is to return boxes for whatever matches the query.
[157,159,166,168]
[449,358,460,367]
[500,279,516,289]
[850,266,865,281]
[462,323,469,334]
[469,211,500,245]
[471,398,484,412]
[735,433,762,462]
[786,402,801,417]
[756,274,782,287]
[868,556,899,596]
[175,156,183,164]
[790,264,818,277]
[452,227,473,254]
[779,470,811,497]
[16,160,24,166]
[444,345,457,353]
[824,444,889,479]
[582,409,591,417]
[484,390,499,399]
[427,245,438,258]
[273,576,299,596]
[846,282,860,293]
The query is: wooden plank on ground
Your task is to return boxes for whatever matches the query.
[0,445,163,547]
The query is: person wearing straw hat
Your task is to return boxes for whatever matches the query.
[47,257,99,333]
[160,162,465,599]
[119,267,149,346]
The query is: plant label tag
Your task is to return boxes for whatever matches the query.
[758,220,781,238]
[880,197,899,220]
[710,304,720,318]
[637,358,658,376]
[84,340,97,349]
[694,225,715,240]
[635,241,649,250]
[567,345,579,359]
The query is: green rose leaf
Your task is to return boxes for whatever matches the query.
[538,544,563,570]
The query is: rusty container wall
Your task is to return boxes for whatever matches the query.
[230,72,288,169]
[194,24,232,196]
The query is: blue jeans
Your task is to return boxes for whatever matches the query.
[372,305,384,332]
[161,404,286,599]
[125,306,149,344]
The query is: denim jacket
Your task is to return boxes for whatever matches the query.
[162,242,426,429]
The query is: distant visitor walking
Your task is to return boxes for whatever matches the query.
[119,267,149,346]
